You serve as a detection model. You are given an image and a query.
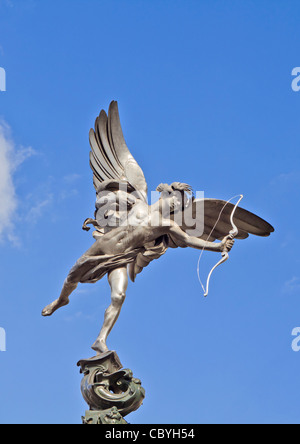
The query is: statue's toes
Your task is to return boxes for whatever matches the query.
[42,305,53,316]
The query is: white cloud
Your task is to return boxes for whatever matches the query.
[283,276,300,294]
[63,173,81,183]
[0,121,35,244]
[270,171,300,187]
[25,195,53,224]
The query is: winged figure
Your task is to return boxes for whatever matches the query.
[42,101,274,354]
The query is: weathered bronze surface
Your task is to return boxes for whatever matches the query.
[42,101,274,355]
[78,351,145,424]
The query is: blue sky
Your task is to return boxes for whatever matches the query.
[0,0,300,424]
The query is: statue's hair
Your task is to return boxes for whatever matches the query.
[156,182,193,195]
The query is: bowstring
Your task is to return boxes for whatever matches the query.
[197,194,243,295]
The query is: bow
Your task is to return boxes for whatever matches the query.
[197,194,243,297]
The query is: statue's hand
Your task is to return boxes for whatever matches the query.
[220,235,235,253]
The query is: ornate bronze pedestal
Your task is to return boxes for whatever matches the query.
[77,351,145,424]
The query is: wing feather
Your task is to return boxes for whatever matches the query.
[89,101,148,202]
[89,152,106,182]
[96,111,124,174]
[170,197,273,247]
[93,175,101,190]
[202,199,274,237]
[108,101,134,164]
[89,130,115,180]
[94,117,121,177]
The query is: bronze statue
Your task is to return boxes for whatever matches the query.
[42,101,274,354]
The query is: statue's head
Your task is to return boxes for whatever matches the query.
[156,182,193,216]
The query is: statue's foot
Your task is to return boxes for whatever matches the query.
[91,338,109,355]
[42,298,69,316]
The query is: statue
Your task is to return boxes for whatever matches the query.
[42,101,274,355]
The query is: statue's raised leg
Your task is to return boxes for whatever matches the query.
[42,279,78,316]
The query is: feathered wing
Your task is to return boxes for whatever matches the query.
[168,198,274,247]
[86,101,148,235]
[89,100,148,202]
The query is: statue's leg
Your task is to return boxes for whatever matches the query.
[91,267,128,354]
[42,240,106,317]
[42,277,78,317]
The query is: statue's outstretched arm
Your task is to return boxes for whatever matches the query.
[169,224,234,253]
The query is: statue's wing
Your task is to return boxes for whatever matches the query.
[168,198,274,247]
[89,100,148,202]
